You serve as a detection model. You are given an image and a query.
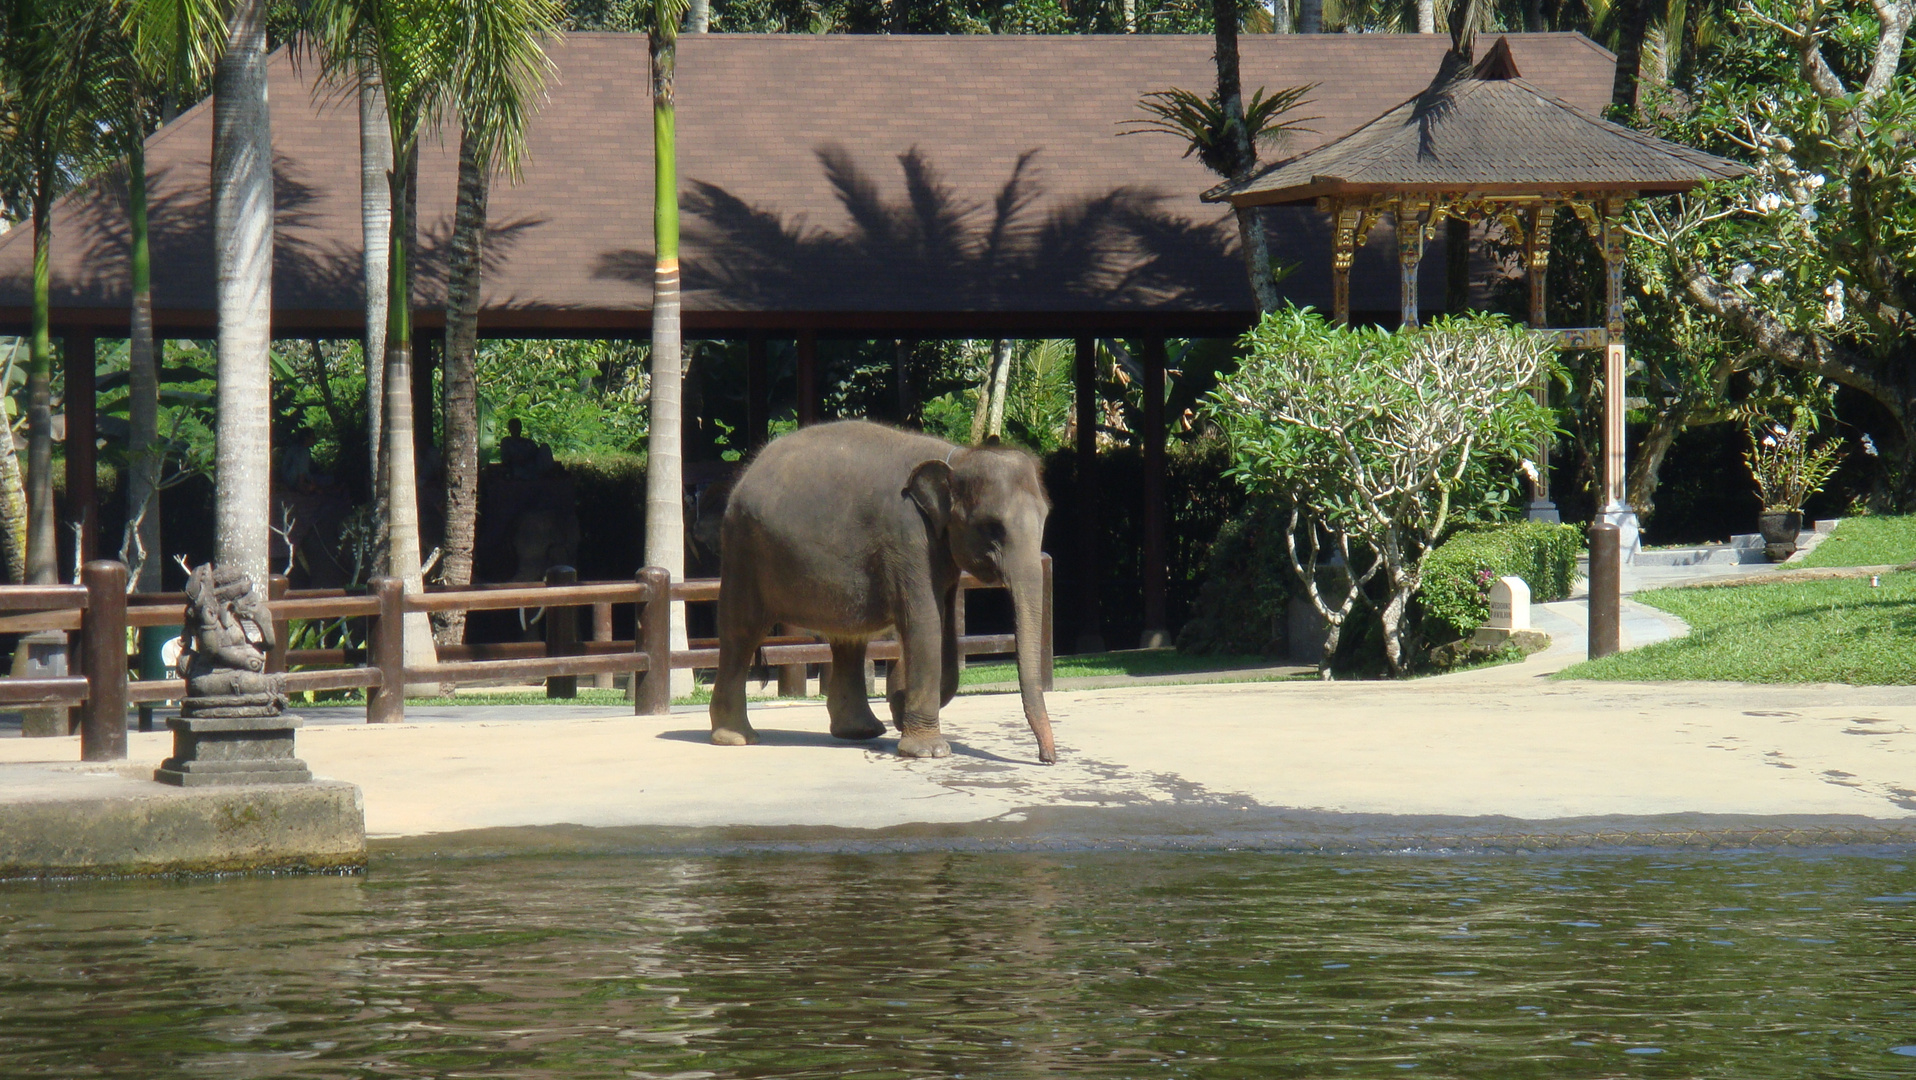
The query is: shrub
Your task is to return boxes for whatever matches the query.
[1419,520,1583,642]
[1176,499,1293,656]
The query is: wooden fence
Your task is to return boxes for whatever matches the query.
[0,556,1053,761]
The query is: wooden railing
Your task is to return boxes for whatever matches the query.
[0,555,1053,761]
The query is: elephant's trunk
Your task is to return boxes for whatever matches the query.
[1006,548,1056,765]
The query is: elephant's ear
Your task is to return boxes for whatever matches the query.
[905,459,953,535]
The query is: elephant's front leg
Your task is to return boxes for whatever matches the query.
[825,639,885,740]
[893,593,950,759]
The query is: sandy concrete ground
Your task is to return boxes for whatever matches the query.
[3,549,1909,850]
[3,638,1911,844]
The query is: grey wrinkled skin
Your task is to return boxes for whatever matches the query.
[710,421,1057,764]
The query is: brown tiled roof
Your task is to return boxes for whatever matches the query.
[1211,38,1749,206]
[0,31,1619,336]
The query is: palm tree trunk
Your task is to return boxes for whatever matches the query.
[985,338,1013,438]
[1298,0,1321,32]
[1611,0,1652,112]
[647,21,690,694]
[1211,0,1279,313]
[0,338,28,583]
[440,125,488,646]
[25,163,56,585]
[361,60,391,506]
[126,130,163,592]
[212,0,275,587]
[689,0,709,31]
[1417,0,1435,32]
[383,125,438,686]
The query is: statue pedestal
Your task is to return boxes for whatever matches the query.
[154,715,312,787]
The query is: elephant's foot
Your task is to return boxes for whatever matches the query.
[710,723,760,747]
[828,705,886,741]
[896,729,951,759]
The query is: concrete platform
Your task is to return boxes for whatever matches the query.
[0,764,365,879]
[4,638,1911,855]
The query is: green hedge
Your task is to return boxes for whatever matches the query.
[1420,521,1582,642]
[1176,499,1293,656]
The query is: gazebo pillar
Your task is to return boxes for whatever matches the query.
[1524,205,1560,523]
[796,330,818,426]
[1139,336,1168,650]
[1072,337,1104,653]
[1597,201,1638,557]
[62,330,99,570]
[1396,201,1428,329]
[1331,203,1359,325]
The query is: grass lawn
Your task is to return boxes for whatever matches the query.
[1559,571,1916,684]
[958,649,1284,686]
[1801,513,1916,567]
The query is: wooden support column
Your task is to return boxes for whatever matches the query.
[63,330,98,570]
[1072,337,1104,653]
[1599,204,1630,518]
[1525,205,1560,523]
[796,330,818,426]
[1331,202,1358,326]
[745,334,770,448]
[1396,201,1428,329]
[1139,336,1168,649]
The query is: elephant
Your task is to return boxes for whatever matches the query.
[710,420,1057,764]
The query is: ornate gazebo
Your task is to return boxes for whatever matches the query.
[1208,37,1749,547]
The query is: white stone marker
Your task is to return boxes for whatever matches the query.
[1487,576,1531,631]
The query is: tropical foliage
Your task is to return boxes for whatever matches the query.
[1209,307,1556,676]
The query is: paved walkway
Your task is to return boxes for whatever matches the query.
[2,544,1909,853]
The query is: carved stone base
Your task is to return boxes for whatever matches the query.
[154,715,311,787]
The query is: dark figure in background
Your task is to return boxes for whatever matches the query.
[499,419,544,481]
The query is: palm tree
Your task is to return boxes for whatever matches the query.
[120,0,219,593]
[439,0,561,644]
[647,0,692,689]
[0,0,113,585]
[361,58,389,513]
[310,0,461,683]
[210,0,275,587]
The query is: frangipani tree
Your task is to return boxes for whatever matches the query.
[1210,308,1556,676]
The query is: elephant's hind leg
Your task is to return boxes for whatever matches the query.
[826,639,885,740]
[710,584,767,747]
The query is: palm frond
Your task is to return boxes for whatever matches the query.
[1119,83,1318,179]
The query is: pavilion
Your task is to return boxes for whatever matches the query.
[1206,36,1749,546]
[0,32,1624,646]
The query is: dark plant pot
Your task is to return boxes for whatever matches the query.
[1758,510,1802,562]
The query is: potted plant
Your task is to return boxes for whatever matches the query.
[1744,420,1844,561]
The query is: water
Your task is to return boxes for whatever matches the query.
[1,851,1914,1078]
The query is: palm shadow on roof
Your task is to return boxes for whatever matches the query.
[7,153,542,316]
[593,145,1250,314]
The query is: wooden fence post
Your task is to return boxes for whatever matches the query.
[267,574,289,674]
[545,565,580,698]
[635,567,672,715]
[592,602,615,689]
[776,624,807,698]
[80,560,128,761]
[368,577,405,723]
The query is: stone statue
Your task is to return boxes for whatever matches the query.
[177,564,288,718]
[157,564,309,787]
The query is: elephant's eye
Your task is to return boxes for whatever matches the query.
[977,519,1006,545]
